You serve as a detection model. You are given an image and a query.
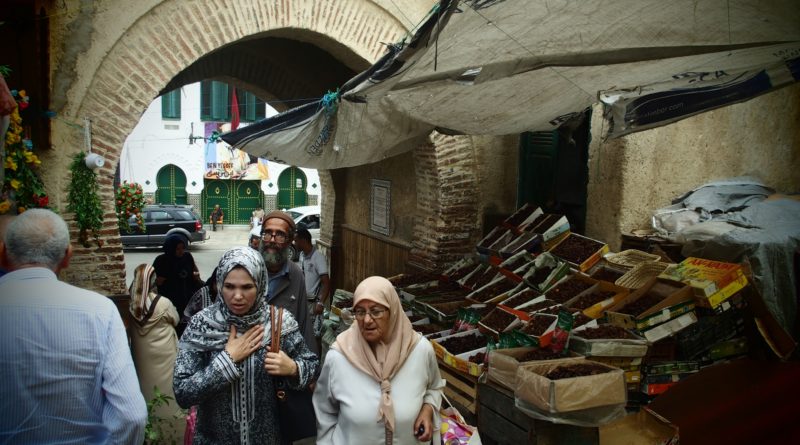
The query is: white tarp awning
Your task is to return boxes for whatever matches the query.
[222,0,800,169]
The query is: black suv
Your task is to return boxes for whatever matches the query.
[120,204,208,249]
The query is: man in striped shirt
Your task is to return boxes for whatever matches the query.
[0,209,147,444]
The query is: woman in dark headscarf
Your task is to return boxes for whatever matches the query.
[173,247,318,445]
[153,234,202,336]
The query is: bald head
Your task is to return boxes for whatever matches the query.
[3,209,71,271]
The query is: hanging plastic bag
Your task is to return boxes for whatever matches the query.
[184,406,197,445]
[440,395,482,445]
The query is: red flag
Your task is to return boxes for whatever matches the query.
[230,87,240,130]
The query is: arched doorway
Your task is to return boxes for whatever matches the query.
[277,167,308,209]
[155,164,188,204]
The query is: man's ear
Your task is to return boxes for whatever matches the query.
[56,244,73,272]
[0,243,9,270]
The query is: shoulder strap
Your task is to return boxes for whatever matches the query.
[270,305,284,353]
[135,295,161,326]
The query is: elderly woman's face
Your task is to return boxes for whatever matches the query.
[221,266,258,315]
[354,300,390,344]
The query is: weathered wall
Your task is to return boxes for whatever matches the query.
[471,134,520,229]
[41,0,432,294]
[586,83,800,251]
[341,151,418,240]
[333,130,494,277]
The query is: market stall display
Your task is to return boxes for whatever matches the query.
[319,198,796,442]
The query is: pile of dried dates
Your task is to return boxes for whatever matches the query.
[544,363,610,380]
[576,324,633,339]
[437,333,487,355]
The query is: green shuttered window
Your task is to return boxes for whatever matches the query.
[200,81,265,122]
[161,88,182,120]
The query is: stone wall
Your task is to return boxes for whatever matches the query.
[586,83,800,251]
[471,134,521,229]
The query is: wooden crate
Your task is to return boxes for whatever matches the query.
[439,360,479,419]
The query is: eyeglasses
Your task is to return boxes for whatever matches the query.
[352,308,388,320]
[261,230,288,243]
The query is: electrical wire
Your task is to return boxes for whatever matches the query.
[386,0,421,32]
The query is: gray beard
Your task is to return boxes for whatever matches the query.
[260,246,289,269]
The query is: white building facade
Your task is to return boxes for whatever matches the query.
[119,81,320,224]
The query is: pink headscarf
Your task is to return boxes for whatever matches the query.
[331,276,420,433]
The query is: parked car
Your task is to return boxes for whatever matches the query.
[120,204,208,249]
[286,205,321,245]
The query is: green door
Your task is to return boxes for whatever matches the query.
[234,181,263,224]
[277,167,308,209]
[203,179,231,223]
[155,164,188,204]
[202,179,264,225]
[518,109,591,233]
[518,131,559,209]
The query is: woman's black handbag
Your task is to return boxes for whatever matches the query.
[270,305,318,443]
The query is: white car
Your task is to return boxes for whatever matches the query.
[286,205,321,247]
[251,206,321,261]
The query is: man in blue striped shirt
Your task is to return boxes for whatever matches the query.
[0,209,147,444]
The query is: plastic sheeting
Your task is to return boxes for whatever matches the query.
[222,0,800,169]
[681,198,800,335]
[650,178,800,335]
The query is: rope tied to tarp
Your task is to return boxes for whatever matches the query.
[320,89,340,116]
[307,90,340,157]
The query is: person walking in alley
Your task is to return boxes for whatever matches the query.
[295,227,330,353]
[260,211,316,354]
[129,263,183,443]
[173,247,317,444]
[0,209,147,444]
[313,276,445,445]
[153,233,203,337]
[259,210,318,443]
[210,204,224,231]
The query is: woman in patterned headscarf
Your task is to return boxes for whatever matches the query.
[314,276,445,445]
[129,263,183,442]
[173,247,318,444]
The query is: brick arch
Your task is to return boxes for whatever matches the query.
[48,0,423,294]
[161,36,362,113]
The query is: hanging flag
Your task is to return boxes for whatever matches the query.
[230,87,240,130]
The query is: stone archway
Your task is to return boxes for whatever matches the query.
[45,0,433,294]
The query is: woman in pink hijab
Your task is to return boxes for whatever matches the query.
[313,276,445,444]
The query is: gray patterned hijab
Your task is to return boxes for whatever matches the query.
[180,247,267,351]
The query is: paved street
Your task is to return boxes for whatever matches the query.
[123,225,252,288]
